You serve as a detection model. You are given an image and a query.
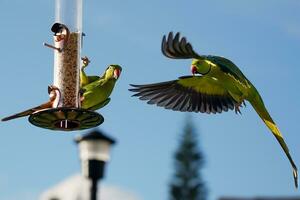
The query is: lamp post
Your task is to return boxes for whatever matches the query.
[75,130,116,200]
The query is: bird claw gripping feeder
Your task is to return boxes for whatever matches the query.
[29,0,104,131]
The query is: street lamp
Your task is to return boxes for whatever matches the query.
[75,129,116,200]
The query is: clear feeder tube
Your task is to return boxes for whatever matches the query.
[54,0,82,107]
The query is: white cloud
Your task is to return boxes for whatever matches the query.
[39,174,141,200]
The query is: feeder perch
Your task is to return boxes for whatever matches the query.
[29,0,103,131]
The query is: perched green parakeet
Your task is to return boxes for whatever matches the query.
[81,64,122,111]
[129,32,298,187]
[2,65,122,121]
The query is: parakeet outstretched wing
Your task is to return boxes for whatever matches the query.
[130,76,237,114]
[162,32,203,59]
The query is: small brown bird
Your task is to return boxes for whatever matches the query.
[51,22,70,43]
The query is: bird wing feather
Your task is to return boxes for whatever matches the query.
[82,79,105,92]
[161,32,203,59]
[129,76,236,114]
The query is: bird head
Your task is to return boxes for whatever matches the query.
[51,23,70,43]
[191,59,211,76]
[103,65,122,80]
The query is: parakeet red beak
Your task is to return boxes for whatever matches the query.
[191,65,198,75]
[114,68,121,79]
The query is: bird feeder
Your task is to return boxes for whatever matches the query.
[29,0,103,131]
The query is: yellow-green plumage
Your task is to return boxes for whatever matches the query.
[80,67,100,87]
[81,65,122,111]
[129,32,298,187]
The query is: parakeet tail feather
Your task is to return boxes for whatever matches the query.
[250,95,298,188]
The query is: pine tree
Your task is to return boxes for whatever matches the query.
[169,118,207,200]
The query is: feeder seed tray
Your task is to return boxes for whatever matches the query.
[29,108,104,131]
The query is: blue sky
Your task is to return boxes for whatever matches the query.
[1,0,300,199]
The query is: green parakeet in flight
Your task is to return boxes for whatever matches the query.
[2,64,122,121]
[129,32,298,187]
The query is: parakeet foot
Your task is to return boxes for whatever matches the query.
[79,88,86,104]
[81,56,90,69]
[243,100,246,107]
[234,101,245,115]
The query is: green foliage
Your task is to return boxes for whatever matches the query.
[169,117,207,200]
